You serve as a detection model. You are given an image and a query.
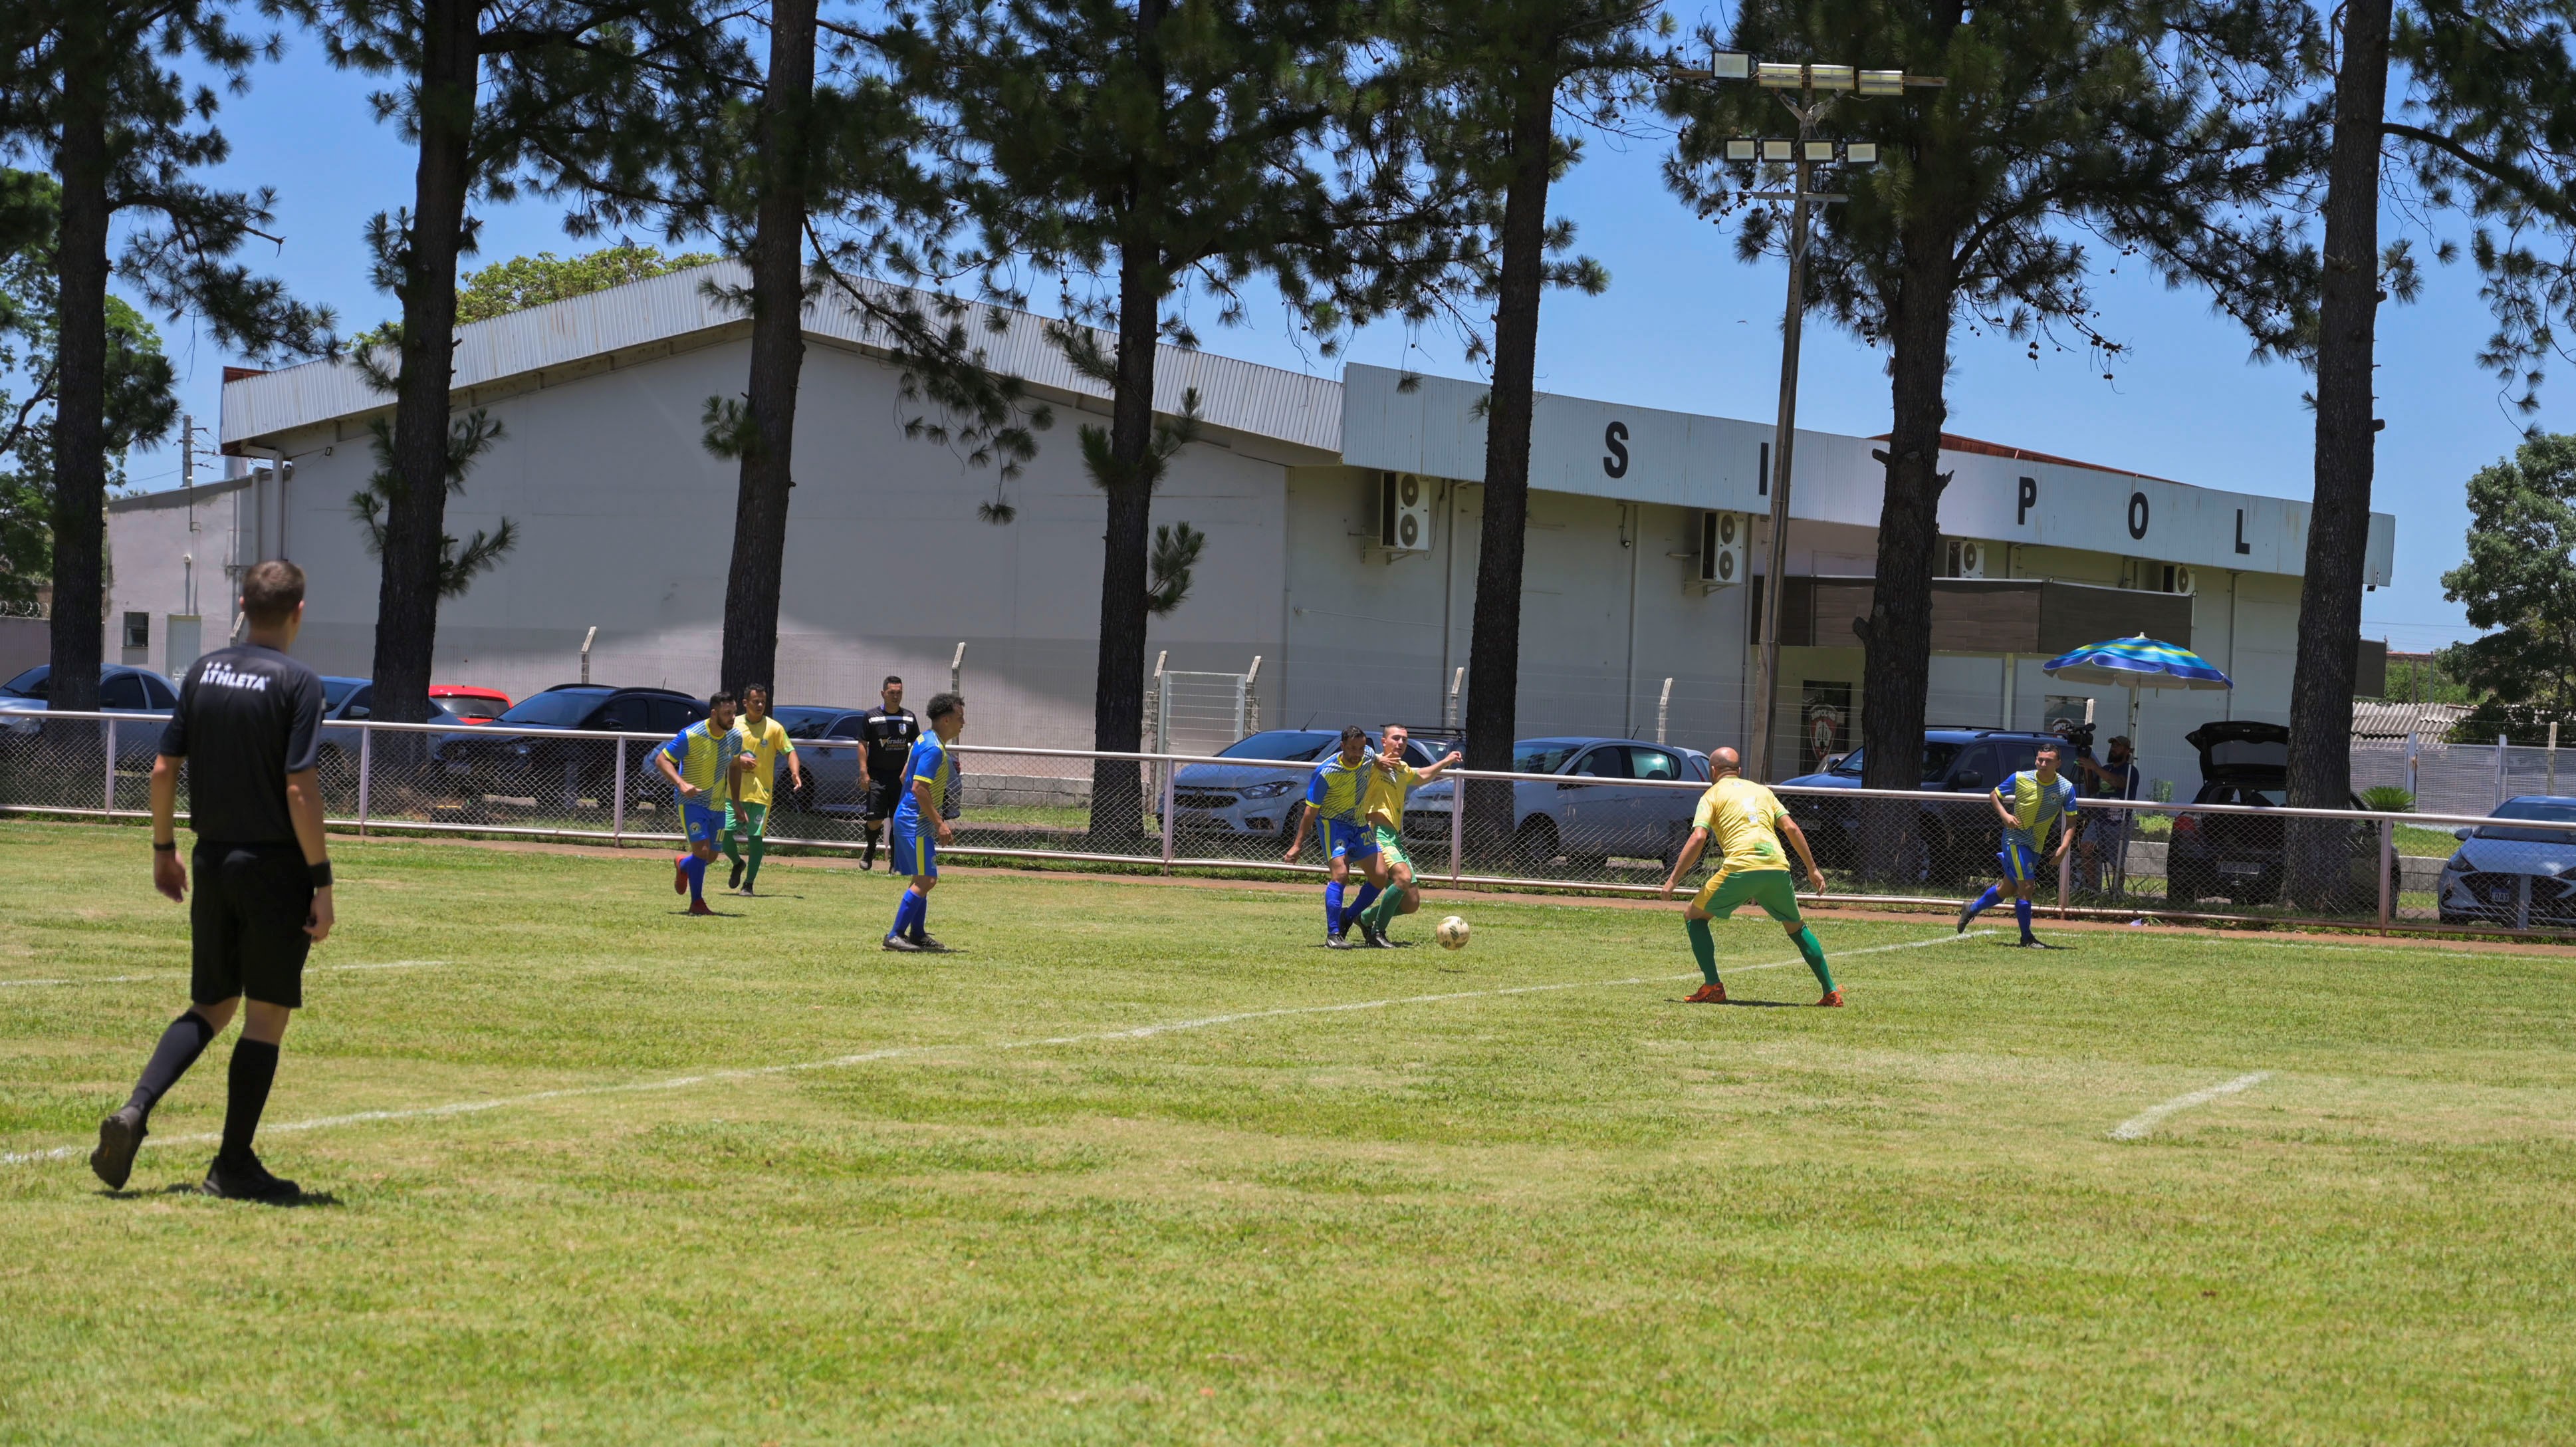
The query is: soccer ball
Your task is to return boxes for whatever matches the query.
[1435,915,1470,950]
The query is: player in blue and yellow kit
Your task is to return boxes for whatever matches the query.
[883,692,964,952]
[1283,725,1385,948]
[654,691,744,916]
[1956,740,2077,947]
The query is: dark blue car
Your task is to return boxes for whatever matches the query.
[1774,727,2066,880]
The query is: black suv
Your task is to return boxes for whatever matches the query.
[2166,720,2383,906]
[1776,727,2073,882]
[433,685,707,811]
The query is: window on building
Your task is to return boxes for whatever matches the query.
[121,612,148,650]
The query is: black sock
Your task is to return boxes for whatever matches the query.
[125,1011,217,1120]
[219,1038,281,1162]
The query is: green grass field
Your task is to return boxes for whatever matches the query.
[3,818,2574,1444]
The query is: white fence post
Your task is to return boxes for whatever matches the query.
[2498,733,2509,809]
[1159,759,1175,872]
[357,724,372,835]
[2551,721,2561,795]
[2405,730,2420,801]
[612,737,627,843]
[1244,655,1261,733]
[1656,677,1673,745]
[102,717,116,819]
[2378,816,2393,931]
[1449,775,1465,882]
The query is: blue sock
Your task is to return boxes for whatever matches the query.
[1964,884,2002,919]
[682,853,707,902]
[910,892,929,942]
[891,888,920,940]
[2014,896,2034,941]
[1343,884,1381,933]
[1325,880,1345,934]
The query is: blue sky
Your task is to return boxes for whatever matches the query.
[130,24,2545,654]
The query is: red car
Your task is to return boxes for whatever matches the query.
[429,685,513,724]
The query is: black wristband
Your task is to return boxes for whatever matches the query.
[308,860,334,888]
[152,840,177,853]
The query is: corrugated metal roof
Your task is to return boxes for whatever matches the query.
[221,261,1344,455]
[2351,700,2474,739]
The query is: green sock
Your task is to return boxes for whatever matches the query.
[1686,918,1719,985]
[721,826,744,868]
[1363,885,1405,934]
[1795,927,1835,992]
[745,833,766,886]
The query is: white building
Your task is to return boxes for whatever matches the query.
[104,261,2394,795]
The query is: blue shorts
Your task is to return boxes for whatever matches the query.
[889,815,939,878]
[1324,819,1380,862]
[683,803,725,847]
[1998,839,2041,882]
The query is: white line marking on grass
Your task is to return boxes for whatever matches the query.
[0,961,447,990]
[2109,1071,2273,1140]
[1,932,1990,1168]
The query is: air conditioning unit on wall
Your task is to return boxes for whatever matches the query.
[1377,471,1433,553]
[1697,510,1748,591]
[1944,538,1990,579]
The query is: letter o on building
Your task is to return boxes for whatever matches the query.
[2127,491,2150,541]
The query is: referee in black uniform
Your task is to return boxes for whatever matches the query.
[857,674,919,870]
[91,560,333,1202]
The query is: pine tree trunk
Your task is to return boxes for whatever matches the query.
[368,0,479,726]
[1085,0,1167,845]
[718,0,815,697]
[1462,86,1555,862]
[2285,0,2393,908]
[1853,234,1957,884]
[1088,241,1161,843]
[45,5,110,715]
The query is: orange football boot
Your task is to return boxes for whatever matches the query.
[1817,989,1845,1007]
[1685,982,1727,1004]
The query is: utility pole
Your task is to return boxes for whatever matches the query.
[1672,56,1942,779]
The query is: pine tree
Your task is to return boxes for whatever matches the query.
[1666,0,2309,879]
[887,0,1452,838]
[279,0,732,724]
[0,1,332,711]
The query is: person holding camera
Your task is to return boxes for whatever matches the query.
[2076,733,2142,893]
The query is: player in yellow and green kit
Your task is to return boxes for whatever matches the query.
[1350,724,1463,948]
[1657,745,1839,1005]
[723,684,802,896]
[1956,739,2077,948]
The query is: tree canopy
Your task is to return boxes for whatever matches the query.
[2438,432,2576,739]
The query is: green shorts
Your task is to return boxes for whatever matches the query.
[1689,868,1802,924]
[1371,823,1411,872]
[724,801,768,838]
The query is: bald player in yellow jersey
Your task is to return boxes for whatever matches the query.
[1658,747,1840,1006]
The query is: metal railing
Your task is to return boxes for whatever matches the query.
[9,710,2576,938]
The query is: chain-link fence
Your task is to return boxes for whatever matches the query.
[11,710,2576,939]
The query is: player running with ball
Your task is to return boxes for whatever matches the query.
[1954,739,2076,948]
[1350,724,1462,947]
[1657,746,1840,1006]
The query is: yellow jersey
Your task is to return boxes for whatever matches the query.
[1361,759,1422,830]
[1691,775,1794,875]
[729,715,796,807]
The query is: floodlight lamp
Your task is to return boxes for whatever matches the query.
[1756,61,1804,89]
[1844,141,1879,164]
[1804,140,1835,162]
[1724,138,1758,161]
[1709,51,1752,80]
[1808,65,1856,91]
[1761,139,1795,162]
[1857,69,1905,96]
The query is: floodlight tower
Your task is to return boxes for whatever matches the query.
[1677,53,1944,779]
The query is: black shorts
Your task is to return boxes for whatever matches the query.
[190,842,314,1009]
[865,775,905,823]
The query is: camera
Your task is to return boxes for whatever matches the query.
[2053,720,2097,756]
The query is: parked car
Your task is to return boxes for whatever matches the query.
[2166,721,2384,906]
[2437,795,2576,927]
[1167,729,1457,844]
[1408,737,1711,868]
[0,664,180,765]
[1774,727,2068,880]
[311,678,462,805]
[433,684,707,811]
[429,685,512,723]
[766,705,871,814]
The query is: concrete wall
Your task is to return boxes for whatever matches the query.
[104,483,245,680]
[225,337,1298,747]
